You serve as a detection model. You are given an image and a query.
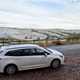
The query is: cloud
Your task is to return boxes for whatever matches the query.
[0,0,80,29]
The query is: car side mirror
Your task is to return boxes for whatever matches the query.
[44,53,47,57]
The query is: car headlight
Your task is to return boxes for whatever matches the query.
[59,55,64,58]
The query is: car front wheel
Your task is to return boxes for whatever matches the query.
[51,59,61,69]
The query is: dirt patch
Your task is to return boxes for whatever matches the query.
[65,56,80,64]
[0,56,80,80]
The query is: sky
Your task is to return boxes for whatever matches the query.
[0,0,80,29]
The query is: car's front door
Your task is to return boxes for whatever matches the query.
[21,48,47,69]
[34,48,51,67]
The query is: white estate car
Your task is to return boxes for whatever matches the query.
[0,44,64,74]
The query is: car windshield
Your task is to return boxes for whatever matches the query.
[44,48,53,53]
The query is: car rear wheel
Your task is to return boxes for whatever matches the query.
[4,64,17,75]
[51,59,61,69]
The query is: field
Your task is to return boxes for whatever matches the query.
[0,27,80,46]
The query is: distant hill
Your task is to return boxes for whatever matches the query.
[0,27,80,40]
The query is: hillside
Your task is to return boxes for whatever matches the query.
[0,27,80,40]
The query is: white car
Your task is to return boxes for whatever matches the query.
[0,44,64,74]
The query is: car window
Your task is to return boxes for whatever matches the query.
[35,48,45,55]
[5,48,49,56]
[36,48,50,55]
[24,48,45,56]
[5,49,23,56]
[23,49,34,56]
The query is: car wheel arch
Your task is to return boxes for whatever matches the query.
[4,63,18,73]
[50,58,61,67]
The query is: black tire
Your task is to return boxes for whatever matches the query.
[4,64,18,75]
[51,59,61,69]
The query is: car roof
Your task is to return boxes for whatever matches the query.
[0,44,39,51]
